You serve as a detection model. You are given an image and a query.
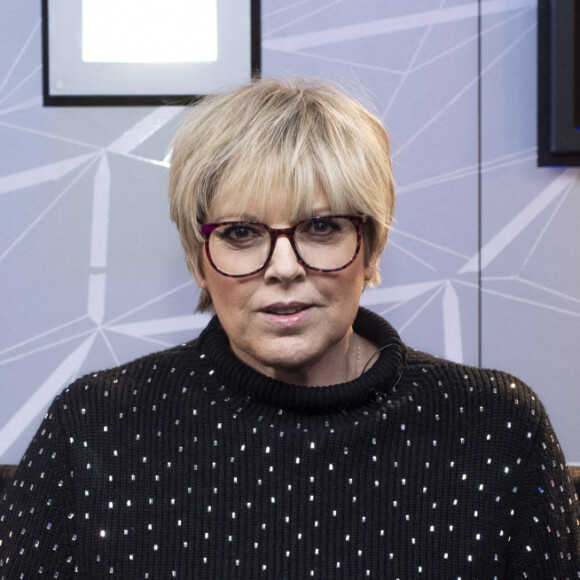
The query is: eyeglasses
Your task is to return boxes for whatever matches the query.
[200,215,364,278]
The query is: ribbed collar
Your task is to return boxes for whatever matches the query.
[198,307,407,414]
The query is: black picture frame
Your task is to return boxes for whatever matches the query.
[575,3,580,129]
[42,0,261,107]
[538,0,580,166]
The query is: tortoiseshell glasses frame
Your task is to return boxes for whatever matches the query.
[199,215,365,278]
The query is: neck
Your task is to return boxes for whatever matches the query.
[232,330,365,387]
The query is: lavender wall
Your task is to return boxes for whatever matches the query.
[1,0,579,464]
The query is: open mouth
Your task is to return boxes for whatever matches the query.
[260,303,313,329]
[263,303,310,315]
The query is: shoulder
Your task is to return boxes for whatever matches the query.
[402,347,546,429]
[55,339,205,411]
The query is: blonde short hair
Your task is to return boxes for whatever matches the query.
[169,77,395,312]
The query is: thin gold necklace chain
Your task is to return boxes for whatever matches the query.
[354,333,362,380]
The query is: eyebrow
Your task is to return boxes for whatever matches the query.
[212,208,334,223]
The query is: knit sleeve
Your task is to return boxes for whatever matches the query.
[506,408,580,579]
[0,396,77,579]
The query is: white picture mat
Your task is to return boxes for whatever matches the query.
[47,0,252,97]
[82,0,218,64]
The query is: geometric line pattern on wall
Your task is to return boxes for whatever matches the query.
[262,0,535,52]
[460,168,579,272]
[0,104,191,458]
[1,0,579,466]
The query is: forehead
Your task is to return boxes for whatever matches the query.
[209,181,331,224]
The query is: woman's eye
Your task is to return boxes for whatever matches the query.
[228,226,252,238]
[312,220,331,232]
[219,225,256,238]
[216,224,265,246]
[308,218,339,235]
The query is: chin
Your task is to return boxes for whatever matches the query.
[255,344,319,371]
[261,349,312,370]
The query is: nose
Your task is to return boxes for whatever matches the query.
[263,234,306,283]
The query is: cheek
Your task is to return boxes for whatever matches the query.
[316,270,365,309]
[198,253,228,297]
[204,272,256,314]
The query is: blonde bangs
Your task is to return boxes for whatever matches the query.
[209,154,315,224]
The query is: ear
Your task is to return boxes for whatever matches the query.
[194,269,208,291]
[192,256,208,290]
[363,256,378,283]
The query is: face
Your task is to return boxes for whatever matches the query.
[195,184,377,386]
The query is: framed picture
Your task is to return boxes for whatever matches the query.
[537,0,580,166]
[42,0,261,106]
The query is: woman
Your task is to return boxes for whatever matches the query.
[1,78,579,578]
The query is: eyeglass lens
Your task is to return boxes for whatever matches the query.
[207,216,359,276]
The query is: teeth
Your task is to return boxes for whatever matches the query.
[268,306,303,315]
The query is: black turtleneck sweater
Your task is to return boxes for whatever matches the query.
[1,309,579,579]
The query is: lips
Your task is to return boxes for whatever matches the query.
[262,302,310,315]
[260,302,313,328]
